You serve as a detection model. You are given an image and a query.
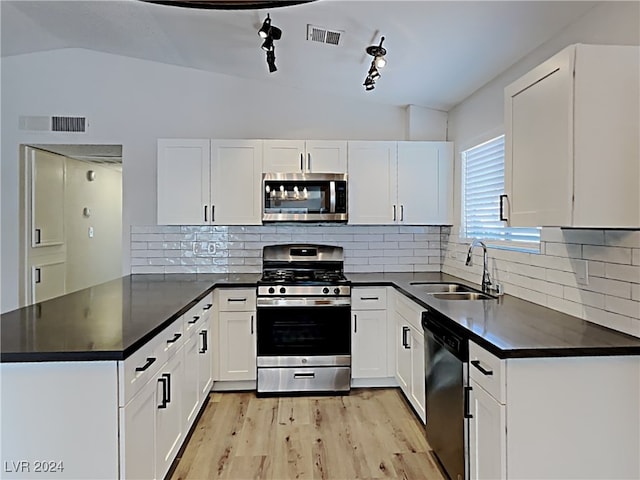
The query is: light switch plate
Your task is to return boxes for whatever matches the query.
[575,259,588,285]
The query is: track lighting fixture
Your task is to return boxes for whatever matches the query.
[363,36,387,91]
[258,13,282,73]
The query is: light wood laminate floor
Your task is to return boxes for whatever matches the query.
[170,388,446,480]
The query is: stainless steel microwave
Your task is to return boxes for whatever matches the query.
[262,173,348,222]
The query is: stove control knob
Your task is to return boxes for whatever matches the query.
[268,287,275,294]
[322,287,330,294]
[334,287,341,295]
[279,287,286,294]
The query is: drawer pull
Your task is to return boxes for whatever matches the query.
[158,376,168,409]
[402,326,410,349]
[471,360,493,376]
[360,296,379,301]
[166,333,182,344]
[227,298,247,303]
[203,303,213,310]
[188,316,200,324]
[294,372,315,379]
[135,357,156,372]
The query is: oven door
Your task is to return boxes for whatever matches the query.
[256,299,351,361]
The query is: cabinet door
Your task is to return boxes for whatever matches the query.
[210,139,263,225]
[32,261,65,303]
[157,139,210,225]
[31,149,65,247]
[352,310,388,379]
[348,141,397,224]
[120,377,156,480]
[197,316,213,400]
[397,142,452,224]
[218,311,256,381]
[182,331,199,428]
[409,325,426,423]
[395,317,412,394]
[468,379,506,480]
[504,47,574,227]
[155,349,184,480]
[263,140,305,173]
[305,140,347,173]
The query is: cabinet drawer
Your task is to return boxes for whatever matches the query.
[394,291,424,330]
[352,287,387,310]
[184,293,213,335]
[218,288,256,312]
[119,318,184,406]
[469,341,506,403]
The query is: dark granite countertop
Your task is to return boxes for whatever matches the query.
[0,274,260,362]
[2,271,639,363]
[347,272,640,359]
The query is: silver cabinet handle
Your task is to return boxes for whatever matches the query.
[307,152,311,171]
[294,372,315,379]
[204,205,207,222]
[400,205,404,221]
[499,194,508,222]
[34,268,42,284]
[212,205,215,223]
[393,205,397,221]
[34,228,42,245]
[300,153,304,171]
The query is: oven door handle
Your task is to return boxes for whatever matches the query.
[256,298,351,307]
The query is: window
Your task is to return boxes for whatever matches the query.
[462,135,540,250]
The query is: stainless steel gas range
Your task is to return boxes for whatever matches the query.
[256,244,351,395]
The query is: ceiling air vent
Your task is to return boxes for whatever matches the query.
[51,116,86,133]
[307,24,343,46]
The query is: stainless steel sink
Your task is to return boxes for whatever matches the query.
[430,292,494,301]
[409,282,478,293]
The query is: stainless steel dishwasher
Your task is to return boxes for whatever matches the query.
[422,309,470,480]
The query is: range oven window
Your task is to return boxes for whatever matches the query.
[257,305,350,356]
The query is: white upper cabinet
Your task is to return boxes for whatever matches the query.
[348,141,453,225]
[31,149,65,247]
[505,44,640,228]
[397,141,453,225]
[210,139,263,225]
[157,139,263,225]
[263,140,347,173]
[157,139,210,225]
[348,141,398,224]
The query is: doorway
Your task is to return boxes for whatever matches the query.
[19,144,123,305]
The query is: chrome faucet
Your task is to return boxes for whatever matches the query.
[465,239,493,293]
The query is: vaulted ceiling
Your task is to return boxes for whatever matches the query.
[1,0,599,110]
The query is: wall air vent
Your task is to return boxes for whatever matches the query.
[51,116,86,132]
[307,24,343,46]
[19,115,87,133]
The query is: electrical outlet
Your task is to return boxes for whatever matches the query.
[88,226,94,238]
[208,243,216,254]
[575,259,589,285]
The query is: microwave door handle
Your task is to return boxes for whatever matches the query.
[329,181,336,213]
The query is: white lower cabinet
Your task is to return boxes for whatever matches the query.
[468,377,506,480]
[216,288,257,382]
[155,345,184,480]
[393,291,426,423]
[468,340,640,480]
[118,293,214,480]
[352,287,390,380]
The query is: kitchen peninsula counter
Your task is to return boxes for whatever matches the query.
[2,271,640,363]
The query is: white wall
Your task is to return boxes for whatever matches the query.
[444,1,640,337]
[1,48,447,312]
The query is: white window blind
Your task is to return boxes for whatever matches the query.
[462,135,540,245]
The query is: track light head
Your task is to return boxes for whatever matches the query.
[363,76,375,91]
[258,14,271,38]
[368,64,381,80]
[261,36,274,52]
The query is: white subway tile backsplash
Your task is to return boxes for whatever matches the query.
[561,229,605,246]
[547,296,584,318]
[632,284,640,302]
[584,306,636,336]
[604,263,640,283]
[605,296,640,319]
[605,231,640,248]
[633,249,640,266]
[583,276,632,299]
[544,242,582,258]
[583,245,632,265]
[563,286,605,309]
